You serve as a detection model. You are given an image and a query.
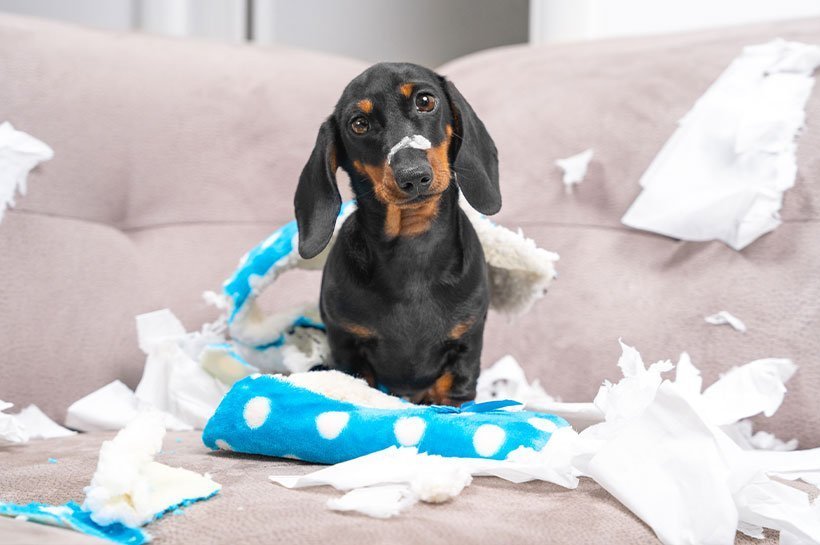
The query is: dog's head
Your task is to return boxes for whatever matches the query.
[294,62,500,258]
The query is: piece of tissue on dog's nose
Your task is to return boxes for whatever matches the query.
[387,135,432,164]
[555,148,594,194]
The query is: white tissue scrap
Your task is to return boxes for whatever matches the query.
[699,357,796,425]
[0,401,29,446]
[622,39,820,250]
[555,148,593,193]
[271,342,820,545]
[66,309,229,432]
[0,121,54,223]
[13,405,76,440]
[724,420,798,452]
[0,402,75,446]
[577,343,819,545]
[327,485,418,518]
[271,443,573,519]
[386,134,432,164]
[82,412,220,527]
[705,311,747,332]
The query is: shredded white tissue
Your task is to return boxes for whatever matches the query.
[66,309,229,432]
[327,485,418,518]
[272,342,820,545]
[622,39,820,250]
[82,412,220,527]
[555,148,594,193]
[723,420,798,452]
[386,134,431,164]
[134,309,228,429]
[12,405,75,440]
[699,358,796,425]
[0,121,54,223]
[705,311,747,333]
[0,401,29,446]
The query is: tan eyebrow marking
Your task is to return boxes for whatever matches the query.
[357,99,373,113]
[399,83,414,98]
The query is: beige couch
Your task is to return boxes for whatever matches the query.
[1,13,818,545]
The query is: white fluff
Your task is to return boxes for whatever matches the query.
[82,412,220,527]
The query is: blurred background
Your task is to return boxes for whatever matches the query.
[2,0,820,67]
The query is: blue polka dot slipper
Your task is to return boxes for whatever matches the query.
[202,370,568,464]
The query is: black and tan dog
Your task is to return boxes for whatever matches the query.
[294,62,500,405]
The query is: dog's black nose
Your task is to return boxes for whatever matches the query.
[393,164,433,194]
[391,148,433,195]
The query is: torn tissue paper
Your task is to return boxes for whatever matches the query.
[269,341,820,545]
[705,311,747,332]
[0,401,29,445]
[555,148,593,193]
[66,309,229,432]
[13,404,76,440]
[622,39,820,250]
[0,121,53,223]
[0,402,75,445]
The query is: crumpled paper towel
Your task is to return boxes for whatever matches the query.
[0,121,53,223]
[271,342,820,545]
[622,39,820,250]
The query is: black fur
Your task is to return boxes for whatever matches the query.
[294,62,500,403]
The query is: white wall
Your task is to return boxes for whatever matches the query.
[0,0,135,29]
[0,0,528,68]
[530,0,820,43]
[253,0,529,68]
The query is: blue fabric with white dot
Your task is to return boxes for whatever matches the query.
[202,373,569,464]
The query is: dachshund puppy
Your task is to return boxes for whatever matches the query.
[294,62,500,405]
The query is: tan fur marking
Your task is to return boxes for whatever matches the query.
[357,99,373,113]
[429,372,454,405]
[342,322,376,338]
[383,198,441,238]
[400,83,414,98]
[426,137,452,196]
[448,317,476,340]
[328,147,338,172]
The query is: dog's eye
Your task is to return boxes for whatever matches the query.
[415,93,437,113]
[350,116,370,135]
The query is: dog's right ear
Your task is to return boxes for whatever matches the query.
[294,117,342,259]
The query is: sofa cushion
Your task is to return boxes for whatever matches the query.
[0,430,793,545]
[440,19,820,447]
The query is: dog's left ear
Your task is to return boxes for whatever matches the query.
[294,117,343,259]
[441,78,501,215]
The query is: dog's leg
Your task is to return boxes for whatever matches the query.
[422,320,486,406]
[324,325,377,387]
